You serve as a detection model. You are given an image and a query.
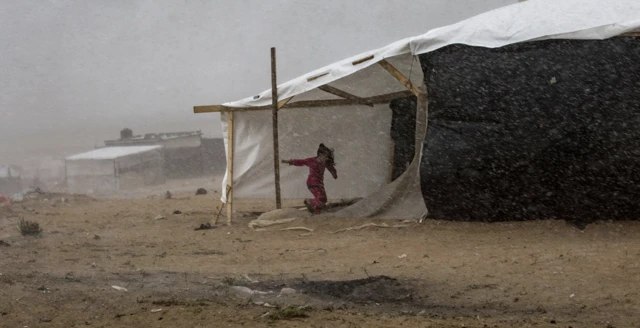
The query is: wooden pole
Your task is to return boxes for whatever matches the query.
[226,112,235,225]
[271,47,282,209]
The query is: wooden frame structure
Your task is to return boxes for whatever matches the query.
[195,52,422,224]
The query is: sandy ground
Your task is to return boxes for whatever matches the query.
[1,188,640,328]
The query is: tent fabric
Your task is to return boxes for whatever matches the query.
[223,0,639,109]
[216,0,640,218]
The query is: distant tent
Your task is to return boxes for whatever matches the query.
[65,146,165,195]
[195,0,640,221]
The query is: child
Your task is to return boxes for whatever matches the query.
[282,143,337,214]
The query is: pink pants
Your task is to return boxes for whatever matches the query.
[307,185,327,214]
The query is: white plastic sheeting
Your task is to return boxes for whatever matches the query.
[223,0,640,109]
[217,0,640,217]
[220,54,424,202]
[66,146,162,160]
[66,146,164,194]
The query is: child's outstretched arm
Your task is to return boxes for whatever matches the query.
[282,158,313,166]
[328,165,338,179]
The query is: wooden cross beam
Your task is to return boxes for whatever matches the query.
[193,90,413,113]
[318,84,373,107]
[378,59,421,97]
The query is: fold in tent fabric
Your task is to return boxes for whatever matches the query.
[216,0,640,219]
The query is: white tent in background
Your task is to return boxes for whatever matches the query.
[194,0,640,221]
[65,146,165,195]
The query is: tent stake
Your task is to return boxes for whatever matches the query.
[271,47,282,209]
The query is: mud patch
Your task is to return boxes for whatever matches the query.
[294,276,414,305]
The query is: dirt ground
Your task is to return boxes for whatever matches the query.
[1,188,639,328]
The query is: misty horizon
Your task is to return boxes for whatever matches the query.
[1,0,515,168]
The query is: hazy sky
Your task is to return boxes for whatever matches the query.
[0,0,515,167]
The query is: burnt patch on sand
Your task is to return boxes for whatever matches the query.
[294,276,414,305]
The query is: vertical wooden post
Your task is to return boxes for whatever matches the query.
[271,47,282,209]
[226,111,235,225]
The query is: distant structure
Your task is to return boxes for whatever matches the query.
[0,165,23,194]
[104,129,205,178]
[65,146,165,195]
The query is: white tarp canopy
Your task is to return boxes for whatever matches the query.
[66,146,162,161]
[212,0,640,218]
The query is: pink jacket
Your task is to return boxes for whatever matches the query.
[289,157,337,187]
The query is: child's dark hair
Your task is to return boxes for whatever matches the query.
[317,143,335,166]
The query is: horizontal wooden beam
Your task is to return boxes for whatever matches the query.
[318,84,373,107]
[193,90,415,113]
[194,105,227,113]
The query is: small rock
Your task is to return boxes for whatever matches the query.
[164,191,172,199]
[154,215,165,220]
[150,308,162,313]
[93,235,101,240]
[278,288,297,297]
[173,210,182,215]
[0,240,10,247]
[398,254,407,259]
[195,188,207,195]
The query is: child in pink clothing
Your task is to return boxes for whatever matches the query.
[282,144,337,214]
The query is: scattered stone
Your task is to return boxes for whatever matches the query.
[195,188,207,195]
[154,215,165,221]
[278,288,297,297]
[150,308,162,313]
[398,254,407,259]
[0,240,10,247]
[93,234,101,240]
[173,210,182,215]
[194,223,215,231]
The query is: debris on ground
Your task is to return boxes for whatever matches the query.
[230,285,272,295]
[398,254,407,259]
[249,218,298,229]
[18,218,42,236]
[150,308,162,313]
[0,193,11,207]
[173,210,182,215]
[195,188,207,195]
[194,223,215,231]
[279,226,314,232]
[266,306,308,320]
[154,215,165,220]
[331,222,408,234]
[93,234,101,240]
[111,285,128,292]
[164,191,172,199]
[0,240,10,247]
[243,274,259,283]
[248,208,311,229]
